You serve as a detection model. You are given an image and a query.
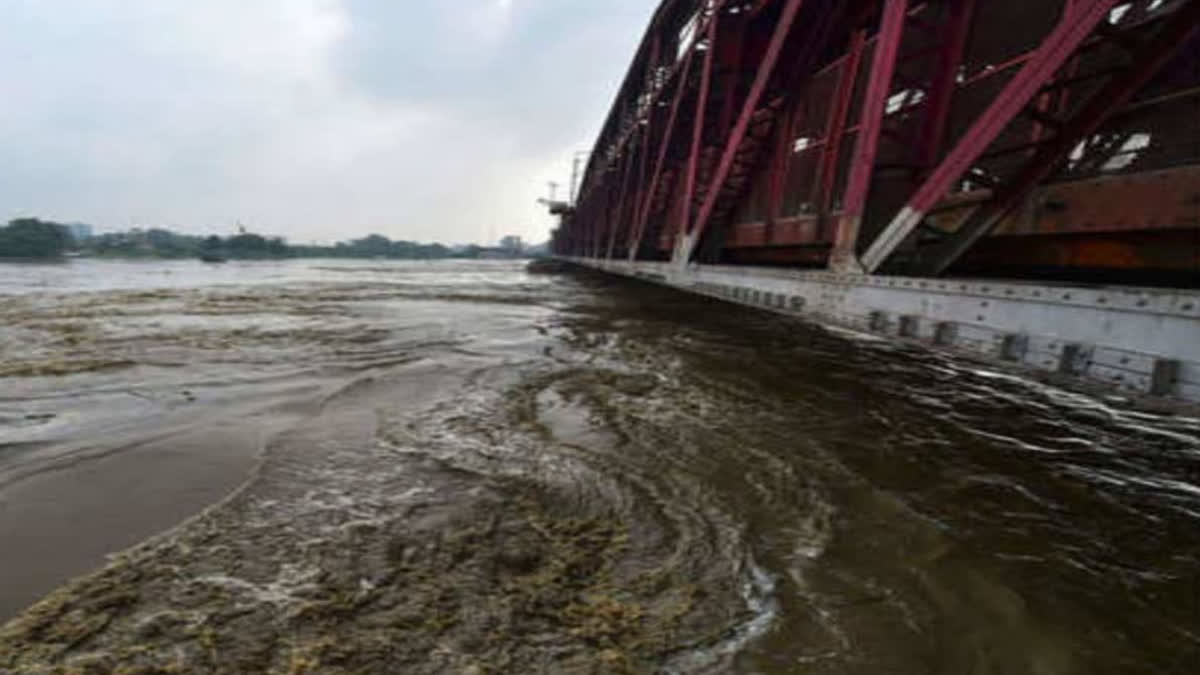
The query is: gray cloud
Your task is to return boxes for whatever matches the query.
[0,0,653,244]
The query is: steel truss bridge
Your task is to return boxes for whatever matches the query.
[551,0,1200,401]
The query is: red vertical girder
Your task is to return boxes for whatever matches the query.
[593,182,613,258]
[574,3,668,209]
[627,85,656,257]
[603,175,619,258]
[921,0,1200,274]
[815,28,866,237]
[829,0,909,271]
[586,190,603,257]
[628,18,707,260]
[765,103,795,229]
[915,0,976,168]
[622,147,641,257]
[859,0,1122,273]
[606,142,638,260]
[611,37,661,261]
[679,0,808,263]
[634,34,662,222]
[678,8,720,253]
[714,15,751,148]
[585,12,665,260]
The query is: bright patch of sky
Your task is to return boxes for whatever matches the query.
[0,0,655,244]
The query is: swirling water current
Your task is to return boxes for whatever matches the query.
[0,259,1197,673]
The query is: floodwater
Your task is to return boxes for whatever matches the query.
[1,258,1198,673]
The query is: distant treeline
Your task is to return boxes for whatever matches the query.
[0,219,73,259]
[0,219,523,261]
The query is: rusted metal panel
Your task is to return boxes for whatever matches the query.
[726,216,824,248]
[999,166,1200,235]
[957,230,1200,276]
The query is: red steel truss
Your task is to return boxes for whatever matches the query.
[554,0,1200,285]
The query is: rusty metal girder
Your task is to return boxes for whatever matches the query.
[554,0,1200,288]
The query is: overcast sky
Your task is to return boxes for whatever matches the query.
[0,0,654,245]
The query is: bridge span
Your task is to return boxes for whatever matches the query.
[549,0,1200,402]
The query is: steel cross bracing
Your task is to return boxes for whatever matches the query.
[556,0,1200,285]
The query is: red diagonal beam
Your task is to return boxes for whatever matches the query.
[628,22,704,260]
[921,0,1200,275]
[606,142,639,260]
[829,0,909,270]
[678,8,720,255]
[678,0,807,264]
[579,1,716,207]
[859,0,1123,273]
[626,40,660,259]
[575,0,684,205]
[814,27,866,239]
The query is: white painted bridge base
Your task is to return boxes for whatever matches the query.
[560,256,1200,403]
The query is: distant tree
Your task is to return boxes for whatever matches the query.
[64,224,470,261]
[351,234,393,257]
[0,219,73,259]
[266,237,288,257]
[456,245,483,259]
[226,233,269,258]
[145,228,201,257]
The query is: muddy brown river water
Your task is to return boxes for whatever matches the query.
[0,258,1198,674]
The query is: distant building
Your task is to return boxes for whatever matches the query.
[499,235,524,253]
[66,223,94,241]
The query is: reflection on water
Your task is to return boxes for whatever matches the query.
[1,259,1198,673]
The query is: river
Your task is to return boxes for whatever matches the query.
[1,258,1198,673]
